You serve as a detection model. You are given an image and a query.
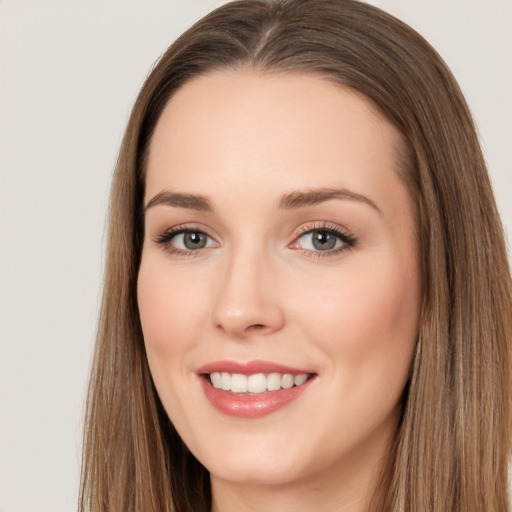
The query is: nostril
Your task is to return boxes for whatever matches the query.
[246,323,267,332]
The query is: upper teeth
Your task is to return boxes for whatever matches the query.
[209,372,309,394]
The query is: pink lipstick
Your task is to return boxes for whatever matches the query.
[197,360,315,418]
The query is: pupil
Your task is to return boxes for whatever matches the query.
[312,230,336,251]
[184,232,206,249]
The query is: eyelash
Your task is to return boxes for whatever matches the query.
[153,224,214,257]
[152,222,356,258]
[291,222,356,258]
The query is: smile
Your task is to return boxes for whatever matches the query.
[197,361,316,418]
[209,372,309,394]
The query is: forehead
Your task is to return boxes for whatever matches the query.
[149,70,399,154]
[145,70,408,213]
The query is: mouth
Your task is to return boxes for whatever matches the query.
[197,360,316,418]
[206,371,312,394]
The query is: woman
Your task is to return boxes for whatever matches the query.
[79,1,512,511]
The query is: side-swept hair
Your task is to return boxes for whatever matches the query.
[80,1,512,510]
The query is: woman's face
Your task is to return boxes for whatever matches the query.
[138,71,421,491]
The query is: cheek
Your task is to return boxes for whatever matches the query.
[294,255,420,382]
[136,255,214,436]
[137,256,208,368]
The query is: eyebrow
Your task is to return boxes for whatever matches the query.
[145,191,213,212]
[144,187,380,214]
[278,188,381,213]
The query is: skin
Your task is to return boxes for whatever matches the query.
[137,70,421,512]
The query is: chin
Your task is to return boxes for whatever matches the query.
[195,439,308,486]
[208,460,300,487]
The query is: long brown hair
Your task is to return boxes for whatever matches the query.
[79,1,512,510]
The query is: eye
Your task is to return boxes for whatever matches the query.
[291,224,356,256]
[153,226,217,255]
[174,231,213,250]
[301,230,340,251]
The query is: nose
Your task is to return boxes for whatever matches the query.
[211,248,285,338]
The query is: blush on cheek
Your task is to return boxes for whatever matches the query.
[138,258,211,365]
[307,263,419,368]
[137,263,175,356]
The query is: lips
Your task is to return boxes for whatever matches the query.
[197,359,314,375]
[197,360,316,418]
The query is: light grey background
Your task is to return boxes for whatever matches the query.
[0,1,510,511]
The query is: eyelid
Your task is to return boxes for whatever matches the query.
[289,221,356,256]
[151,221,356,258]
[152,224,219,255]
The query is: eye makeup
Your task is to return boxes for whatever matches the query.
[289,221,356,258]
[152,224,218,256]
[152,219,357,259]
